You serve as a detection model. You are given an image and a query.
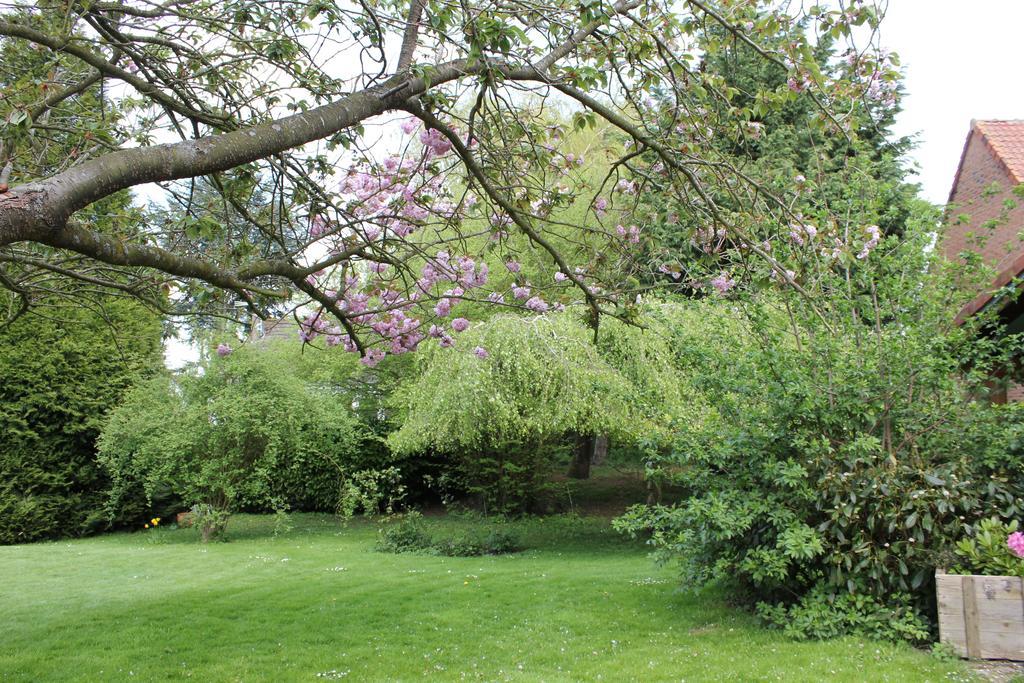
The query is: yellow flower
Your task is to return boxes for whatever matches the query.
[151,518,160,526]
[144,524,150,529]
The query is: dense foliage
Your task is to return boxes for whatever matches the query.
[99,342,369,539]
[615,218,1024,641]
[388,312,693,512]
[375,512,521,556]
[0,299,162,543]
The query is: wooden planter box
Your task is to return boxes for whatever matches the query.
[936,571,1024,660]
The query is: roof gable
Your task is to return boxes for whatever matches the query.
[949,120,1024,201]
[975,120,1024,184]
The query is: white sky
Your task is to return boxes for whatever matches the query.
[884,1,1024,203]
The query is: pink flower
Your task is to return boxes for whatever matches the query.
[361,348,386,367]
[524,296,549,313]
[710,272,735,295]
[1009,531,1024,559]
[554,271,568,282]
[615,178,636,194]
[857,225,881,260]
[505,260,521,273]
[512,285,531,300]
[473,346,489,359]
[401,118,418,135]
[216,343,232,357]
[451,317,470,332]
[433,298,452,317]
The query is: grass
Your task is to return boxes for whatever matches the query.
[0,513,974,682]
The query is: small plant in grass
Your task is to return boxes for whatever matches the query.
[929,641,960,663]
[270,497,294,538]
[191,503,231,542]
[375,512,432,553]
[141,516,170,544]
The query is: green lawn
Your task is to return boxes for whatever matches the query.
[0,513,973,682]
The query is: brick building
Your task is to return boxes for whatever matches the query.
[944,119,1024,401]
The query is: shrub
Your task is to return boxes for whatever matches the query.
[952,518,1024,577]
[375,513,521,556]
[99,344,365,539]
[615,219,1024,641]
[756,586,931,644]
[375,513,433,553]
[0,298,162,544]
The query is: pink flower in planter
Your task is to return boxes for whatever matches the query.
[1008,531,1024,558]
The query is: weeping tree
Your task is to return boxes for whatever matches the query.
[388,311,694,510]
[0,0,899,363]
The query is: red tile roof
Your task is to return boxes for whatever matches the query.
[949,120,1024,203]
[974,120,1024,184]
[974,119,1024,181]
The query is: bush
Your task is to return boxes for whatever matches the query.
[614,220,1024,641]
[99,344,366,539]
[375,513,521,556]
[756,586,930,644]
[375,513,434,553]
[0,298,162,544]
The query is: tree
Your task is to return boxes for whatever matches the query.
[388,310,692,509]
[0,0,896,361]
[614,203,1024,642]
[0,294,163,543]
[99,343,366,540]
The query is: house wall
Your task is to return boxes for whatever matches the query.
[944,131,1024,272]
[946,126,1024,402]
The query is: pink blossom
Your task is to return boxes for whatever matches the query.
[505,260,521,273]
[361,348,386,367]
[615,178,637,194]
[524,296,549,313]
[512,285,531,300]
[857,225,881,260]
[433,298,452,317]
[1008,531,1024,559]
[473,346,489,359]
[451,317,470,332]
[310,215,329,238]
[401,118,418,134]
[554,271,568,282]
[216,343,233,357]
[710,272,735,295]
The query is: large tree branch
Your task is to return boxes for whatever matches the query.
[0,60,479,244]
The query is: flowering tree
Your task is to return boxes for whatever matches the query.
[0,0,896,362]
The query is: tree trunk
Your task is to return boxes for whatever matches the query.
[567,433,594,479]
